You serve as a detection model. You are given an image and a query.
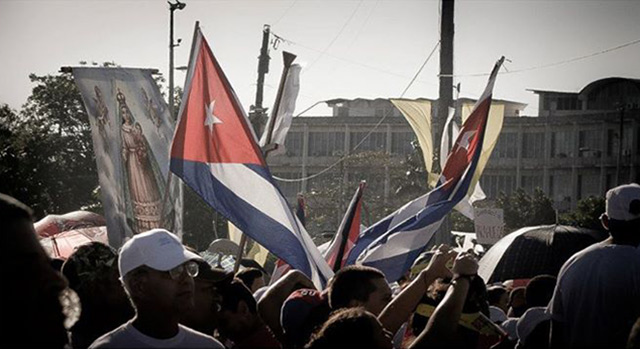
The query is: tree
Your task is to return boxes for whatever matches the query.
[560,196,606,232]
[304,150,420,237]
[1,68,220,252]
[497,188,556,232]
[0,73,99,218]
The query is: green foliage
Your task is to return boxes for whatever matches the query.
[450,210,474,232]
[0,73,99,218]
[559,196,606,232]
[497,188,556,232]
[395,139,429,196]
[181,186,229,251]
[304,150,422,237]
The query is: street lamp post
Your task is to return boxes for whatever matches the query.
[168,0,186,119]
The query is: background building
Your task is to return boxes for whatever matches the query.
[267,77,639,231]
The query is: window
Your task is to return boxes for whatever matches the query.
[577,173,600,200]
[308,132,345,156]
[493,133,517,158]
[481,175,516,198]
[391,132,415,155]
[606,128,633,157]
[350,132,387,153]
[578,129,601,157]
[522,132,545,159]
[551,130,572,158]
[557,96,578,110]
[337,107,349,117]
[284,132,303,156]
[521,175,542,194]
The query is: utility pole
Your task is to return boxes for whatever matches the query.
[436,0,455,171]
[249,24,271,137]
[168,0,186,119]
[433,0,455,246]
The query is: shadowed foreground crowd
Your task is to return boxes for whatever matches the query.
[2,183,639,348]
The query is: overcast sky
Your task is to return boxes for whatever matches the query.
[1,0,639,117]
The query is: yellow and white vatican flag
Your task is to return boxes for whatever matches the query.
[390,99,437,184]
[228,222,269,266]
[462,101,505,194]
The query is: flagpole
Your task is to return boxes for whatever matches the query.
[332,181,366,272]
[233,51,297,273]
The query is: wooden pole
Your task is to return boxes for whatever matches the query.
[233,51,297,273]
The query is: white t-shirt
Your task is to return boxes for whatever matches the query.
[89,320,224,348]
[548,242,640,348]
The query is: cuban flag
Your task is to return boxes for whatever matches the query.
[324,181,366,272]
[170,25,333,288]
[345,57,505,282]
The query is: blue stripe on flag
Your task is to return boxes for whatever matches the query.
[170,158,312,276]
[357,134,485,282]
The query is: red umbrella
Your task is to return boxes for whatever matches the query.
[34,211,106,238]
[40,226,109,260]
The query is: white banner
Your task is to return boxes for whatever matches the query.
[474,208,504,245]
[72,67,182,248]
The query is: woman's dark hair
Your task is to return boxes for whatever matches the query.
[487,285,508,306]
[305,307,380,349]
[236,268,264,290]
[218,279,257,314]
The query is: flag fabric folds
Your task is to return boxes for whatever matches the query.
[169,25,333,288]
[259,64,301,157]
[390,99,436,184]
[228,221,269,266]
[441,106,487,220]
[345,57,505,282]
[323,181,366,272]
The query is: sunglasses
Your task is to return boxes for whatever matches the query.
[167,261,199,280]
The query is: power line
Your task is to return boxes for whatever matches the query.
[273,41,440,184]
[440,38,640,78]
[271,0,298,27]
[304,0,365,73]
[401,41,440,97]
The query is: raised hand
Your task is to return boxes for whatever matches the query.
[452,251,479,277]
[423,244,457,282]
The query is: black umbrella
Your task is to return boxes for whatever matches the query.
[478,225,607,283]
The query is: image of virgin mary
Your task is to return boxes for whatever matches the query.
[116,88,167,233]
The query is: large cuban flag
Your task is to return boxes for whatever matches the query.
[170,25,333,288]
[345,57,505,282]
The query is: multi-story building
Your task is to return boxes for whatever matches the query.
[267,77,639,215]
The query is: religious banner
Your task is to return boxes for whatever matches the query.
[72,67,182,248]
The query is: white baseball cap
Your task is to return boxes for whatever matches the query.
[118,229,203,278]
[606,183,640,222]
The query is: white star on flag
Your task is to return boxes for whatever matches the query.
[457,130,477,151]
[204,100,223,132]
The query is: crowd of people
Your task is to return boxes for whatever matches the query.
[1,183,639,348]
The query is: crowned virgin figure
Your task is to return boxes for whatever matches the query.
[117,88,164,233]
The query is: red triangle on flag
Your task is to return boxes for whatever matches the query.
[171,27,265,167]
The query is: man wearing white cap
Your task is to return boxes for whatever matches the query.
[90,229,224,348]
[549,183,640,348]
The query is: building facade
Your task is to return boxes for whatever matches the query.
[268,77,640,212]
